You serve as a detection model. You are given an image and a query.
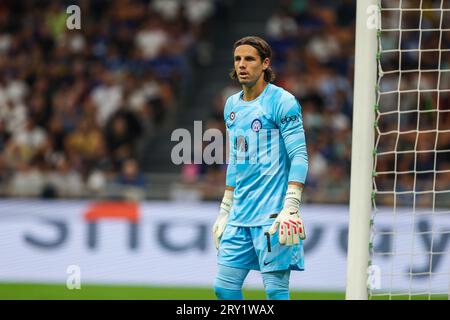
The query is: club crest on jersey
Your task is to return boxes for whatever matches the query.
[230,112,235,120]
[251,119,262,132]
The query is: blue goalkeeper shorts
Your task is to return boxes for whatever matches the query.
[217,224,305,273]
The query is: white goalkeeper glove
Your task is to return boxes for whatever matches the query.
[268,184,306,246]
[212,189,233,250]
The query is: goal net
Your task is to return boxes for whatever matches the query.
[370,0,450,299]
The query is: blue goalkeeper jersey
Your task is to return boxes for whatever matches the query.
[224,83,308,227]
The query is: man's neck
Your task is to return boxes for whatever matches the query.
[242,79,268,102]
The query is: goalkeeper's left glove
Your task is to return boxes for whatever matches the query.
[268,184,306,246]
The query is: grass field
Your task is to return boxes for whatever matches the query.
[0,282,345,300]
[0,283,447,300]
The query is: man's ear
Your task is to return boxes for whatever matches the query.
[263,57,270,70]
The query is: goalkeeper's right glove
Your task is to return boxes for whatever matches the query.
[212,189,233,250]
[268,184,306,246]
[268,206,305,245]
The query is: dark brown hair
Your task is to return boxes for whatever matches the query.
[229,36,275,83]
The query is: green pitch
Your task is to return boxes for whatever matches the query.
[1,283,447,300]
[0,282,344,300]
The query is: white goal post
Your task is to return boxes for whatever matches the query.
[346,0,378,300]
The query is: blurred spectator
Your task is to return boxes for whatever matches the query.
[104,108,142,170]
[266,10,298,39]
[44,156,84,198]
[135,15,169,60]
[86,167,108,196]
[113,158,147,201]
[10,162,45,197]
[11,117,47,162]
[152,0,181,21]
[65,116,105,178]
[0,99,27,136]
[91,69,124,127]
[184,0,215,26]
[116,158,147,189]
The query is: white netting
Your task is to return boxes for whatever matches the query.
[370,0,450,299]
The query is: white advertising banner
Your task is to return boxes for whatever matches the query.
[0,200,449,292]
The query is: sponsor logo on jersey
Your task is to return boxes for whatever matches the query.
[280,114,299,125]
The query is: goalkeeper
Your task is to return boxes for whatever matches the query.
[212,36,308,300]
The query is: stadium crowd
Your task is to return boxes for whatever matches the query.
[0,0,216,199]
[0,0,447,207]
